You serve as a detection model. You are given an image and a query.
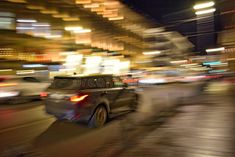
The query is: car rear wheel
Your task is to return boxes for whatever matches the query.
[89,106,107,128]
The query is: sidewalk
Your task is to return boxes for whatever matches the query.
[94,84,235,157]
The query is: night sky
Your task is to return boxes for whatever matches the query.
[123,0,218,52]
[122,0,196,22]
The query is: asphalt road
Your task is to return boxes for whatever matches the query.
[0,83,206,157]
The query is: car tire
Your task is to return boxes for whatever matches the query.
[88,105,108,128]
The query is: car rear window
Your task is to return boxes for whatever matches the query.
[49,78,82,89]
[49,77,111,89]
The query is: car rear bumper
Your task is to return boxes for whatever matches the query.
[44,99,93,122]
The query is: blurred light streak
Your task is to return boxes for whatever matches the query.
[0,69,13,72]
[62,17,80,21]
[16,70,35,75]
[52,14,70,18]
[27,5,45,10]
[180,63,199,67]
[74,29,91,33]
[109,16,124,21]
[17,19,37,23]
[103,1,120,6]
[16,27,34,30]
[139,78,166,84]
[227,58,235,61]
[32,23,50,27]
[193,1,215,10]
[206,47,225,52]
[75,0,91,4]
[65,26,83,31]
[195,8,216,15]
[23,64,47,68]
[0,83,17,87]
[170,60,188,64]
[143,51,161,55]
[6,0,26,3]
[0,91,19,98]
[59,68,76,72]
[203,61,221,66]
[40,10,58,14]
[45,34,62,39]
[0,21,11,24]
[60,52,77,56]
[65,54,83,65]
[209,69,227,73]
[210,63,228,67]
[84,3,100,8]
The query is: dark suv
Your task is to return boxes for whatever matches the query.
[42,74,138,127]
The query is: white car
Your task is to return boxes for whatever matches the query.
[0,76,50,103]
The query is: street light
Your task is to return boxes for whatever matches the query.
[193,1,216,52]
[193,1,215,10]
[193,1,216,15]
[195,8,216,15]
[206,47,225,53]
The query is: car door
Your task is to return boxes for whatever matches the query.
[109,76,135,113]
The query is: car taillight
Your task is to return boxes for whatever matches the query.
[40,92,48,97]
[70,94,88,102]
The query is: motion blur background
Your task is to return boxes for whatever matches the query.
[0,0,235,157]
[0,0,234,79]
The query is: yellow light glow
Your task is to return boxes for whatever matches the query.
[143,51,161,55]
[76,0,91,4]
[44,34,62,39]
[108,16,124,21]
[60,51,77,56]
[62,17,80,21]
[84,56,102,74]
[83,3,99,8]
[195,8,216,15]
[103,1,120,6]
[27,5,45,10]
[103,13,118,18]
[0,69,13,72]
[96,11,104,15]
[40,9,58,14]
[16,70,35,75]
[91,7,105,12]
[7,0,26,3]
[170,60,188,64]
[74,29,91,33]
[65,26,83,31]
[52,14,70,18]
[65,54,83,65]
[193,1,215,10]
